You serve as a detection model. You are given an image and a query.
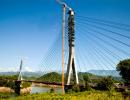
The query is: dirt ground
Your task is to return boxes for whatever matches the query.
[0,87,31,94]
[0,87,14,93]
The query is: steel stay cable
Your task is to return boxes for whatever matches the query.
[75,23,130,56]
[75,19,130,39]
[40,32,62,81]
[76,28,110,72]
[76,16,130,31]
[76,22,130,48]
[76,31,117,77]
[79,26,119,63]
[76,15,130,28]
[75,27,122,61]
[76,38,88,84]
[76,26,122,61]
[76,27,117,71]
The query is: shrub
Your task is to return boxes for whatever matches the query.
[72,85,80,92]
[85,82,91,91]
[50,88,55,93]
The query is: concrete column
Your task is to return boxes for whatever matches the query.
[66,10,79,85]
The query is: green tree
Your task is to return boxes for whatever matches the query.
[72,85,80,92]
[97,76,114,91]
[82,74,91,91]
[117,59,130,84]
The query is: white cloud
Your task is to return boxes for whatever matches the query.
[0,66,35,72]
[23,67,34,72]
[0,67,19,72]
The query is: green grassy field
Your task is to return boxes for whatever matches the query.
[0,90,129,100]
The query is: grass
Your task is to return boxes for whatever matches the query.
[0,90,129,100]
[0,93,17,100]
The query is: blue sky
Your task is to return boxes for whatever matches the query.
[0,0,130,72]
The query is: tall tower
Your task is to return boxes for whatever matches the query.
[18,60,23,81]
[66,10,79,85]
[15,60,23,95]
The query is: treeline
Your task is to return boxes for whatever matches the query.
[37,72,122,92]
[0,71,122,91]
[0,75,18,89]
[0,75,31,90]
[37,72,120,83]
[37,72,62,82]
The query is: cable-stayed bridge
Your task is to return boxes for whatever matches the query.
[5,1,130,95]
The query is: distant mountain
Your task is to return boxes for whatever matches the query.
[0,71,43,78]
[88,70,120,77]
[0,70,120,77]
[0,71,17,75]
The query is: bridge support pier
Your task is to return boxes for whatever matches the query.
[14,80,21,95]
[14,60,23,95]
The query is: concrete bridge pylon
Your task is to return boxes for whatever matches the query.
[66,10,79,85]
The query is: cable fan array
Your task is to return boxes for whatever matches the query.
[75,15,130,76]
[39,15,130,83]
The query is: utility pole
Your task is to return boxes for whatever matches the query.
[56,0,67,95]
[61,4,66,95]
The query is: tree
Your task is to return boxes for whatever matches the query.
[82,74,91,91]
[117,59,130,84]
[72,85,80,92]
[97,76,114,91]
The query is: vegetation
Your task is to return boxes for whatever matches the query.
[0,75,17,90]
[81,72,103,83]
[117,59,130,84]
[0,75,18,80]
[37,72,62,82]
[71,85,80,92]
[37,72,120,85]
[0,93,17,99]
[97,76,114,91]
[0,90,128,100]
[50,88,55,93]
[0,75,31,90]
[0,72,130,99]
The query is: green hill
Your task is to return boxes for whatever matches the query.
[37,71,121,84]
[37,72,62,82]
